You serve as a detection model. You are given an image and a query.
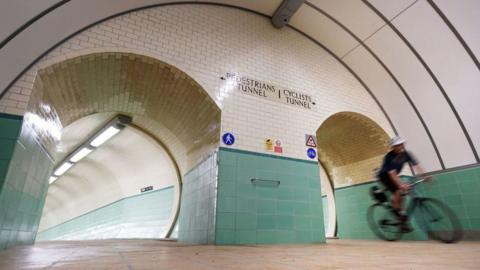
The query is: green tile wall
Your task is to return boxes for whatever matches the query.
[416,166,480,234]
[0,121,54,250]
[335,166,480,240]
[322,196,329,234]
[0,113,22,193]
[178,152,217,244]
[216,148,325,245]
[36,186,175,241]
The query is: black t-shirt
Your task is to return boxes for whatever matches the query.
[378,150,418,177]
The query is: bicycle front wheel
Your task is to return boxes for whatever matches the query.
[367,203,402,241]
[415,198,463,243]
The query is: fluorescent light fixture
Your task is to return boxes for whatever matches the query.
[90,126,120,147]
[69,147,93,163]
[49,115,131,185]
[49,176,58,184]
[54,162,73,176]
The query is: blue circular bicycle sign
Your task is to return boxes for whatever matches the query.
[307,148,317,159]
[222,132,235,146]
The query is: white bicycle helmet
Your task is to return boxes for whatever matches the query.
[389,136,406,147]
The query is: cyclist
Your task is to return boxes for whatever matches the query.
[378,136,430,232]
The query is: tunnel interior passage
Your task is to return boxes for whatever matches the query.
[316,112,390,189]
[26,52,221,240]
[37,114,180,240]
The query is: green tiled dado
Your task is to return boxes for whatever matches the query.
[177,153,217,244]
[0,119,54,250]
[417,165,480,234]
[0,113,22,139]
[37,186,175,241]
[216,148,326,245]
[0,114,23,193]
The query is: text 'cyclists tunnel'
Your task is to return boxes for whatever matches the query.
[24,52,221,240]
[316,111,390,238]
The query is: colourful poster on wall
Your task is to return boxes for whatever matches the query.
[274,139,283,153]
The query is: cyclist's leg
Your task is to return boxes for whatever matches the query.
[392,190,403,213]
[381,176,414,232]
[380,175,406,220]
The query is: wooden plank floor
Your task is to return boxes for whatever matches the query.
[0,239,479,269]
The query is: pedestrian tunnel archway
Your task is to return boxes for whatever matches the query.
[316,112,390,238]
[24,52,221,241]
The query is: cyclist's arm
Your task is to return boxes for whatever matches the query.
[388,170,407,189]
[412,164,433,181]
[412,164,425,175]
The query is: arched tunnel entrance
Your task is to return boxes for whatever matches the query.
[316,112,390,238]
[24,52,221,241]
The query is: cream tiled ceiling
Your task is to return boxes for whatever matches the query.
[1,0,480,170]
[393,0,480,154]
[28,52,221,173]
[307,0,385,41]
[343,45,441,171]
[289,4,358,57]
[434,0,480,60]
[365,25,476,167]
[367,0,417,20]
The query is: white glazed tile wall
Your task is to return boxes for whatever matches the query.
[0,4,393,161]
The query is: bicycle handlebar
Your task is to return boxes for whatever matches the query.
[407,178,426,187]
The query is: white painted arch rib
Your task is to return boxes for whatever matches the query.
[343,46,441,172]
[367,0,417,20]
[0,0,60,43]
[433,0,480,62]
[392,0,480,159]
[307,0,385,42]
[365,26,476,168]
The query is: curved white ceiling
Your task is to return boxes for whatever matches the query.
[0,0,479,171]
[39,114,179,231]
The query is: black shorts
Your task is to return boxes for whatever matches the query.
[379,174,399,193]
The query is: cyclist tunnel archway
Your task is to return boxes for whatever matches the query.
[316,112,390,238]
[26,52,220,240]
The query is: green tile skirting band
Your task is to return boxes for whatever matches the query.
[38,185,174,235]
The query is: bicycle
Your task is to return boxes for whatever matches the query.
[367,178,463,243]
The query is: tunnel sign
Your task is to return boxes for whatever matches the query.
[222,132,235,146]
[307,148,317,159]
[305,134,317,147]
[223,73,316,110]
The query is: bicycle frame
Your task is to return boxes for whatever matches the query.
[404,178,426,221]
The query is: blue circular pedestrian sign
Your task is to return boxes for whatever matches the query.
[222,132,235,146]
[307,148,316,159]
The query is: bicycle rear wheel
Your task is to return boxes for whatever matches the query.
[415,198,463,243]
[367,203,402,241]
